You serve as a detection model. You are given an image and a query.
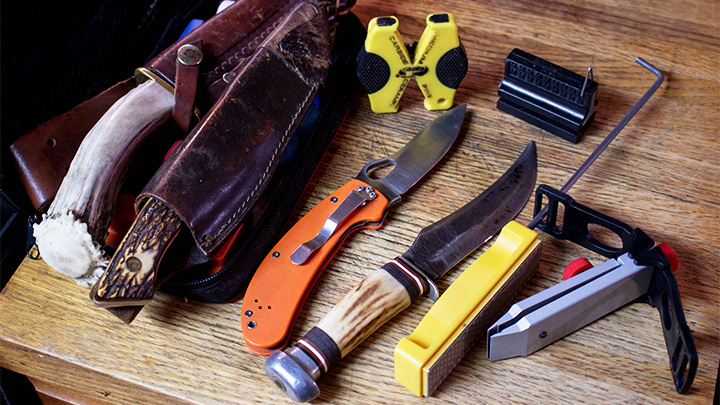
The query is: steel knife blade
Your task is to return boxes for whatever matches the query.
[242,105,467,355]
[402,141,538,285]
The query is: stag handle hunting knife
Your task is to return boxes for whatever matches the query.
[264,141,537,402]
[91,199,183,308]
[241,105,467,355]
[90,3,334,319]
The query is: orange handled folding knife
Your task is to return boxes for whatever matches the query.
[241,105,467,355]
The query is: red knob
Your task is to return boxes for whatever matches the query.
[563,257,593,280]
[657,243,679,273]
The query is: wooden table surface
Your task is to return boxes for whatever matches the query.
[1,0,718,403]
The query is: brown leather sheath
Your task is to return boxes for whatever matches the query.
[143,0,309,110]
[9,79,137,211]
[9,0,346,214]
[138,2,332,255]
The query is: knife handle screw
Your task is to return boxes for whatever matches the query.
[539,331,548,339]
[245,310,253,317]
[248,321,257,329]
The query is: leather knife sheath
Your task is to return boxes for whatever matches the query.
[9,0,348,213]
[137,2,332,255]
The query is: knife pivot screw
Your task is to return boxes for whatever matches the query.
[247,321,257,329]
[245,310,253,317]
[273,251,280,258]
[126,257,142,272]
[331,197,338,203]
[539,331,548,339]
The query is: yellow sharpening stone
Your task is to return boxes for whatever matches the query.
[394,221,540,396]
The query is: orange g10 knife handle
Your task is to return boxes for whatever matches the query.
[242,179,389,355]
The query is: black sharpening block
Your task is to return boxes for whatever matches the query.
[497,49,598,143]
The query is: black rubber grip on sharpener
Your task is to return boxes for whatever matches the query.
[497,48,598,143]
[356,45,391,94]
[436,44,468,89]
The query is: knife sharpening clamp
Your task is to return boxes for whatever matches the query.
[487,185,698,394]
[497,48,598,143]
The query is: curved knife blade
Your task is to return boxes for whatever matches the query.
[404,141,537,281]
[263,141,538,402]
[357,104,467,202]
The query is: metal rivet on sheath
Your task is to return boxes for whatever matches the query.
[272,251,280,258]
[245,310,253,317]
[539,331,548,339]
[177,44,203,66]
[330,197,338,203]
[222,72,236,83]
[247,321,257,329]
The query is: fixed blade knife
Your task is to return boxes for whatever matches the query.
[241,105,467,355]
[263,141,537,402]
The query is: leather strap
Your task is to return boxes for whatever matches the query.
[172,40,203,133]
[145,0,310,110]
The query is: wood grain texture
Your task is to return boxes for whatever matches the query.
[1,0,718,403]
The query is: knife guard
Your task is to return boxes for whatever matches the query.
[394,221,542,397]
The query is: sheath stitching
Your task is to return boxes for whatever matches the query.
[204,87,315,247]
[210,18,283,80]
[208,0,298,81]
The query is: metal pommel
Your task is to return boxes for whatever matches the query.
[265,347,321,402]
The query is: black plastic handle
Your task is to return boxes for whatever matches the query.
[533,185,642,258]
[636,246,699,394]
